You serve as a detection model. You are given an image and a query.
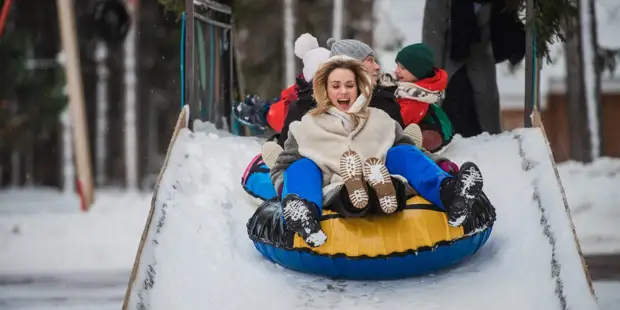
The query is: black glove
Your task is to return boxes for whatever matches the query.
[233,94,272,129]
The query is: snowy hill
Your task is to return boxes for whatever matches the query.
[122,120,599,309]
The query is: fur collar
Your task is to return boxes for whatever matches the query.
[325,94,368,132]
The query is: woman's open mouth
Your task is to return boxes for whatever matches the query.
[337,99,351,108]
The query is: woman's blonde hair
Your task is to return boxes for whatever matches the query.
[309,56,374,127]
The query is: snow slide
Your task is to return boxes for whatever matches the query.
[122,107,599,310]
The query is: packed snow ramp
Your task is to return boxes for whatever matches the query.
[122,108,599,310]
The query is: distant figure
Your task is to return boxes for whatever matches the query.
[422,0,525,137]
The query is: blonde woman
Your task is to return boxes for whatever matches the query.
[270,56,485,248]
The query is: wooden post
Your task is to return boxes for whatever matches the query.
[56,0,94,210]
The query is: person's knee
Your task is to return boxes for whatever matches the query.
[290,157,320,172]
[387,144,419,160]
[388,144,411,156]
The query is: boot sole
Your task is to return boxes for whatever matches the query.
[456,162,484,201]
[363,157,398,214]
[449,162,484,227]
[340,151,369,209]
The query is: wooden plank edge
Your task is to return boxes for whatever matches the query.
[121,105,190,310]
[532,109,597,298]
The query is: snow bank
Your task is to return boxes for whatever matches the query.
[557,158,620,254]
[0,189,151,274]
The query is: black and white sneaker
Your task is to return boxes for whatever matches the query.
[448,162,484,227]
[282,194,327,248]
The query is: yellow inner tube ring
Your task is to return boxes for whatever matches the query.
[248,193,496,258]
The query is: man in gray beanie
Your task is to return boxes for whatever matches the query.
[327,38,381,84]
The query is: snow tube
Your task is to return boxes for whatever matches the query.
[247,192,496,280]
[241,154,277,201]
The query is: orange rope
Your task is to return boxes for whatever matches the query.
[0,0,12,38]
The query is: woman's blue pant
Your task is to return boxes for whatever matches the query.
[280,145,452,213]
[281,158,324,213]
[385,145,452,209]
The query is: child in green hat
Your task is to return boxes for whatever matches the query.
[380,43,454,153]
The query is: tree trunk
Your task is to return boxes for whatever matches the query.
[564,1,592,162]
[234,1,286,98]
[95,40,109,186]
[588,0,603,158]
[123,0,139,190]
[524,0,538,127]
[295,0,332,51]
[234,0,338,98]
[344,0,374,48]
[284,0,295,85]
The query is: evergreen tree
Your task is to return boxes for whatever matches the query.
[504,0,578,62]
[0,1,68,150]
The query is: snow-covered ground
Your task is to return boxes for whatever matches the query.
[121,127,609,310]
[558,158,620,255]
[0,188,152,275]
[0,127,618,309]
[0,271,128,310]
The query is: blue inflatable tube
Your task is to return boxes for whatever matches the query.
[246,195,496,280]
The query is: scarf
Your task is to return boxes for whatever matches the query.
[394,82,444,104]
[325,95,368,133]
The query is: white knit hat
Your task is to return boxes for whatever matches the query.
[294,33,331,82]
